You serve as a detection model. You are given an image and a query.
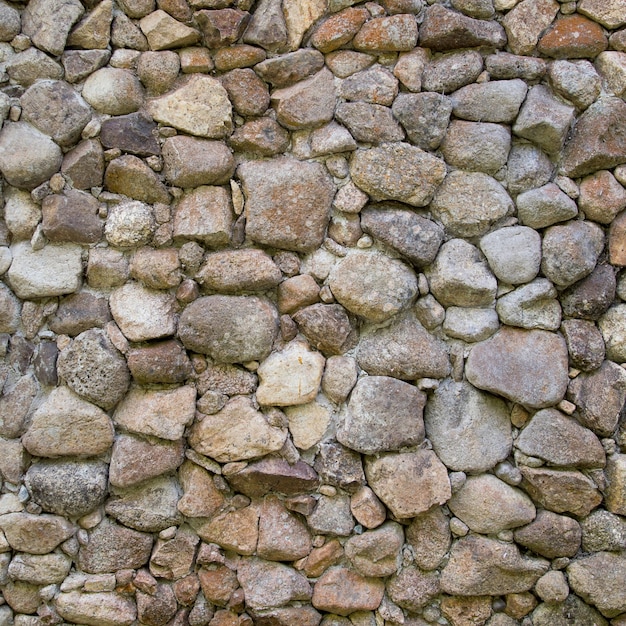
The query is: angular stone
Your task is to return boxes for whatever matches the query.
[113,385,195,441]
[239,157,335,253]
[353,14,417,52]
[516,182,578,229]
[22,0,84,55]
[441,535,549,596]
[391,92,452,151]
[340,67,398,106]
[151,526,199,581]
[466,327,569,409]
[406,507,450,571]
[62,49,111,84]
[496,278,561,331]
[140,9,199,49]
[582,509,626,552]
[129,247,181,291]
[502,0,559,56]
[109,434,185,488]
[78,518,153,574]
[427,238,497,308]
[344,521,403,578]
[350,486,386,530]
[0,283,20,334]
[579,170,626,224]
[548,59,601,111]
[177,460,225,518]
[335,102,403,144]
[9,552,72,585]
[310,6,368,53]
[424,379,511,473]
[147,74,232,138]
[568,552,626,617]
[506,142,554,196]
[196,249,281,294]
[82,67,143,115]
[451,79,527,123]
[111,12,149,49]
[542,221,604,288]
[7,47,64,86]
[365,450,451,519]
[285,401,331,451]
[136,50,179,94]
[100,112,160,156]
[514,509,582,559]
[561,97,626,177]
[387,566,439,612]
[561,319,605,372]
[66,0,112,49]
[242,0,287,51]
[431,170,513,237]
[41,190,103,245]
[229,117,290,156]
[479,226,541,285]
[110,283,176,342]
[338,376,425,454]
[0,122,63,190]
[87,248,129,290]
[22,386,113,458]
[579,0,626,29]
[312,567,384,616]
[62,139,105,189]
[513,85,575,155]
[420,4,505,51]
[254,49,324,87]
[106,476,182,532]
[0,1,20,41]
[422,49,483,94]
[220,68,269,118]
[105,154,170,204]
[162,136,234,188]
[314,441,365,494]
[26,459,108,517]
[238,558,311,610]
[293,304,357,356]
[532,594,608,626]
[538,15,607,59]
[449,474,536,534]
[136,583,177,626]
[520,467,602,516]
[0,374,37,440]
[0,513,75,555]
[258,496,312,561]
[225,458,318,498]
[606,454,626,515]
[21,80,91,148]
[351,143,446,207]
[56,591,137,626]
[179,295,278,363]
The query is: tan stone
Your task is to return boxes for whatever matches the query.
[177,460,225,519]
[257,496,312,561]
[407,506,451,571]
[302,539,344,578]
[312,567,384,616]
[139,10,200,50]
[194,506,259,555]
[502,0,559,56]
[605,454,626,515]
[0,513,75,555]
[285,401,331,450]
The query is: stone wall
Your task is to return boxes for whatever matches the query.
[1,0,626,624]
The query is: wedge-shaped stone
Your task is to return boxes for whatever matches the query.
[502,0,559,56]
[339,376,425,454]
[466,327,569,408]
[257,496,312,561]
[441,536,549,596]
[147,74,232,138]
[139,9,199,49]
[190,396,286,462]
[351,143,446,207]
[496,278,561,331]
[424,379,511,473]
[292,303,357,356]
[56,591,137,626]
[193,506,259,555]
[177,460,225,519]
[516,182,578,229]
[365,450,451,519]
[21,0,84,56]
[516,408,605,467]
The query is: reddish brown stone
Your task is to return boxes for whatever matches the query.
[220,68,269,117]
[293,304,357,356]
[42,190,103,244]
[198,566,238,606]
[312,567,384,616]
[127,340,192,384]
[310,7,369,53]
[538,15,608,59]
[441,596,492,626]
[229,118,290,156]
[302,539,344,578]
[62,139,104,189]
[196,9,250,48]
[48,292,111,336]
[353,14,418,53]
[213,44,266,71]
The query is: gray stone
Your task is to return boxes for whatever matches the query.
[441,535,549,596]
[328,250,417,323]
[506,142,554,196]
[424,379,512,473]
[335,102,403,144]
[62,138,105,189]
[443,306,500,342]
[314,441,365,494]
[516,183,578,229]
[391,92,452,151]
[448,474,536,534]
[350,143,446,207]
[496,278,561,331]
[322,356,358,404]
[514,509,582,558]
[62,49,111,84]
[364,450,451,519]
[82,67,143,115]
[599,304,626,362]
[7,47,64,87]
[105,155,170,205]
[22,386,114,458]
[479,226,542,285]
[561,318,606,371]
[0,374,38,440]
[239,157,335,253]
[561,264,616,320]
[513,85,575,155]
[0,1,20,41]
[57,329,130,410]
[255,49,324,87]
[549,60,602,109]
[466,327,569,408]
[344,522,403,577]
[22,0,84,55]
[486,51,547,80]
[100,112,160,156]
[293,303,357,356]
[581,509,626,552]
[78,518,153,573]
[516,408,605,467]
[230,117,291,156]
[106,476,182,533]
[340,67,398,105]
[178,295,278,363]
[430,171,513,237]
[0,283,20,334]
[387,566,439,612]
[427,239,497,308]
[450,79,527,123]
[531,594,608,626]
[242,0,287,51]
[26,459,108,518]
[541,220,604,288]
[307,494,354,537]
[406,507,450,571]
[360,204,443,268]
[421,50,483,94]
[0,122,63,190]
[338,376,425,454]
[502,0,559,56]
[56,591,137,626]
[312,566,383,616]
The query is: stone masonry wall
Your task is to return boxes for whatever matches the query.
[1,0,626,624]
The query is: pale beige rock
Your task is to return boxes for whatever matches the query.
[56,591,137,626]
[605,454,626,515]
[22,0,84,55]
[502,0,559,55]
[579,0,626,29]
[0,513,75,555]
[285,400,331,450]
[114,385,195,441]
[283,0,327,49]
[110,282,176,342]
[321,355,358,404]
[365,450,451,519]
[22,386,114,458]
[139,10,200,50]
[82,68,143,115]
[193,506,259,555]
[9,552,72,585]
[105,201,156,248]
[3,188,41,241]
[190,396,286,462]
[256,341,325,406]
[350,486,386,530]
[147,74,232,138]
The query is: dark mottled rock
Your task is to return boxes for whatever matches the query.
[560,319,605,371]
[314,441,365,494]
[221,68,269,117]
[33,340,59,387]
[196,8,250,48]
[100,112,160,156]
[391,92,453,150]
[127,340,192,384]
[293,304,357,356]
[513,509,582,558]
[62,139,105,189]
[254,49,324,87]
[560,264,616,320]
[48,292,111,336]
[531,594,608,626]
[41,190,103,244]
[229,117,290,156]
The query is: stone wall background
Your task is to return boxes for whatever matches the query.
[1,0,626,624]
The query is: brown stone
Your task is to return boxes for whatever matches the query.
[310,7,369,53]
[610,210,626,266]
[538,15,608,59]
[100,112,160,156]
[579,170,626,224]
[62,139,105,189]
[440,596,492,626]
[312,567,384,616]
[177,459,225,518]
[150,526,199,580]
[302,539,344,578]
[513,509,582,558]
[293,304,357,356]
[213,44,266,71]
[257,496,312,561]
[196,362,257,396]
[229,117,290,156]
[254,49,325,87]
[387,566,440,612]
[0,512,75,555]
[344,521,404,578]
[199,565,239,606]
[105,155,170,204]
[130,247,181,289]
[277,275,320,314]
[48,292,111,336]
[407,507,451,571]
[196,8,249,48]
[221,68,269,117]
[127,340,192,384]
[353,14,418,53]
[41,190,103,244]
